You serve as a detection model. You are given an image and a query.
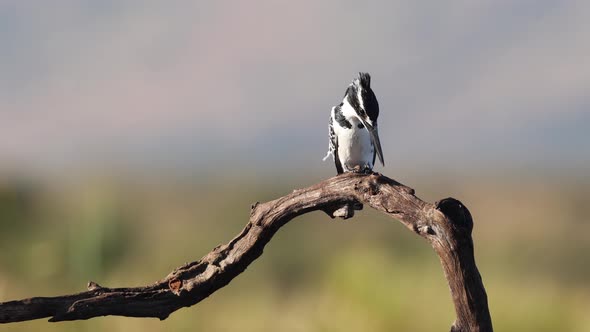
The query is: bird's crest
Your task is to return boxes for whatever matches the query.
[356,72,371,89]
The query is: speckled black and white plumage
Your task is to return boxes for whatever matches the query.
[323,72,384,174]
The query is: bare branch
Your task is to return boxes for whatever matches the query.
[0,173,492,331]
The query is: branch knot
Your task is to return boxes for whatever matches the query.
[435,197,473,232]
[168,279,183,295]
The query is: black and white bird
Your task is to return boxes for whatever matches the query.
[323,72,384,174]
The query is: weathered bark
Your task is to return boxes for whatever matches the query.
[0,172,492,331]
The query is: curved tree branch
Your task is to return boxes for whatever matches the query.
[0,173,492,331]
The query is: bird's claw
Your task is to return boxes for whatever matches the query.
[350,165,373,174]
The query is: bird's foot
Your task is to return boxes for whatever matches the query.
[351,165,363,173]
[350,165,374,174]
[362,165,373,174]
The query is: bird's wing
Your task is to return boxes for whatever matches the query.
[371,123,385,167]
[323,108,344,174]
[373,144,377,166]
[323,108,337,161]
[334,136,343,174]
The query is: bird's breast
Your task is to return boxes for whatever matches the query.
[334,118,374,169]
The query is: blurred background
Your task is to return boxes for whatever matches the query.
[1,1,589,331]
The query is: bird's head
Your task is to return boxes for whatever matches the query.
[348,72,384,166]
[349,72,378,125]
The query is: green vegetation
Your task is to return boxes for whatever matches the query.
[1,173,588,331]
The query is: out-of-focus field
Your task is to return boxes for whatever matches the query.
[1,171,589,332]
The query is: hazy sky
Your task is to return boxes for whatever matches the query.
[1,1,588,174]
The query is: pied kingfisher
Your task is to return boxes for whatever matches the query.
[323,72,384,174]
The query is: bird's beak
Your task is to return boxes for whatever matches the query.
[359,118,385,167]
